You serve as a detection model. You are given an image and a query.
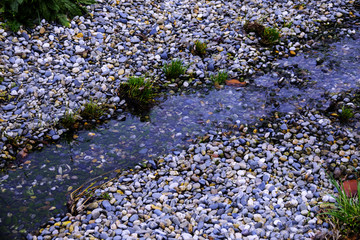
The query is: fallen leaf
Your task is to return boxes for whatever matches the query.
[225,79,247,87]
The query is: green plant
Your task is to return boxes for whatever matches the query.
[0,90,14,103]
[99,192,111,200]
[193,40,207,57]
[244,21,280,46]
[80,100,103,120]
[283,21,293,28]
[118,76,154,106]
[60,110,78,130]
[320,177,360,238]
[261,27,280,46]
[0,0,95,32]
[339,106,354,122]
[163,59,187,79]
[210,71,228,85]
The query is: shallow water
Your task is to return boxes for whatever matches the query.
[0,36,359,238]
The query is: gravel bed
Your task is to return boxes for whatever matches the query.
[1,0,359,239]
[0,0,358,163]
[28,104,360,240]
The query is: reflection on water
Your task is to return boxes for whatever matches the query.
[0,36,359,238]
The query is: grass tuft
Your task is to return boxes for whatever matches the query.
[163,59,187,80]
[320,176,360,238]
[118,76,154,107]
[261,27,280,46]
[210,71,228,85]
[339,106,354,122]
[193,40,207,57]
[60,110,78,130]
[80,100,104,120]
[244,21,280,46]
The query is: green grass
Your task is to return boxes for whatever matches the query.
[283,21,293,28]
[243,21,280,46]
[0,90,14,103]
[60,110,78,130]
[163,59,187,79]
[320,177,360,238]
[0,0,95,31]
[118,76,154,106]
[261,27,280,46]
[99,192,111,200]
[210,71,228,85]
[80,100,104,120]
[339,106,354,122]
[193,40,207,57]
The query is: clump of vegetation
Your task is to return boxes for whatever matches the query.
[0,0,95,31]
[80,100,104,120]
[60,110,78,130]
[0,90,11,103]
[99,192,111,200]
[320,176,360,239]
[118,76,155,107]
[163,59,188,80]
[210,71,228,85]
[339,106,354,122]
[193,40,207,57]
[244,21,280,46]
[261,27,280,46]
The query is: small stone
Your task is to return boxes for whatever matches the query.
[3,104,16,111]
[52,135,60,140]
[280,124,288,130]
[130,37,140,43]
[119,57,127,63]
[72,68,80,73]
[91,208,103,219]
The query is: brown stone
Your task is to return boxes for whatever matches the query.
[39,27,46,34]
[225,79,247,87]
